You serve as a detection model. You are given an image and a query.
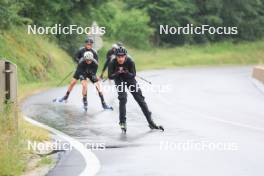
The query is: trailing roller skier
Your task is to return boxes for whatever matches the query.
[55,38,112,111]
[108,47,164,132]
[100,42,123,79]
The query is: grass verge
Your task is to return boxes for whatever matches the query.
[0,102,50,176]
[100,40,264,71]
[0,26,74,176]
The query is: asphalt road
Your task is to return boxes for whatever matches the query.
[22,66,264,176]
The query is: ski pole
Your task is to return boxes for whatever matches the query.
[136,75,152,85]
[57,71,73,87]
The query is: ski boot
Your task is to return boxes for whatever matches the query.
[149,121,164,131]
[119,122,127,133]
[53,96,68,103]
[102,102,113,110]
[83,98,88,112]
[59,96,68,103]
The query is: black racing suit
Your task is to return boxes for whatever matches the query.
[74,47,98,63]
[73,60,98,83]
[101,49,116,75]
[108,56,153,124]
[73,47,98,83]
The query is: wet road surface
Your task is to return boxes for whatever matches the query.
[22,67,264,176]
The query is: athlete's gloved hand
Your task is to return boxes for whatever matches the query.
[116,67,125,75]
[90,75,98,83]
[122,69,134,79]
[86,70,93,76]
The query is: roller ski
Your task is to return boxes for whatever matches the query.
[102,102,113,111]
[98,91,113,111]
[119,122,127,133]
[149,121,164,131]
[52,96,68,103]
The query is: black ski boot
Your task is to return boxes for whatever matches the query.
[83,97,88,112]
[119,122,127,133]
[146,113,164,131]
[54,91,70,103]
[98,92,113,110]
[102,102,113,110]
[52,96,68,103]
[148,120,164,131]
[58,95,68,103]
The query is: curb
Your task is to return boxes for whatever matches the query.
[23,115,100,176]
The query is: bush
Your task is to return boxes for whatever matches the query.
[92,1,153,48]
[114,9,153,48]
[0,0,27,29]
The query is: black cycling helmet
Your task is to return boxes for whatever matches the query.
[85,38,94,44]
[115,47,127,56]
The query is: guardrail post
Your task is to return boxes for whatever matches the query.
[0,59,18,132]
[0,59,18,111]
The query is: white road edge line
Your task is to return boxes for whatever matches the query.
[23,115,101,176]
[251,78,264,95]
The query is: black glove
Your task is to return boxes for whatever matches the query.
[86,70,93,76]
[90,74,98,83]
[122,69,134,79]
[115,67,125,75]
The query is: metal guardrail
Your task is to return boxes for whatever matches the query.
[0,59,17,111]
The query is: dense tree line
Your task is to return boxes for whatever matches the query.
[124,0,264,45]
[0,0,263,51]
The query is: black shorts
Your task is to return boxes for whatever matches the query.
[73,69,88,81]
[73,70,98,83]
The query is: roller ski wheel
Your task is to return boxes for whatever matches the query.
[119,123,127,133]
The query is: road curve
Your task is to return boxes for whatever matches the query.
[22,66,264,176]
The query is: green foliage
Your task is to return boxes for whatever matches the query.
[125,0,198,45]
[114,9,152,48]
[0,0,29,29]
[0,27,74,84]
[221,0,264,40]
[91,1,153,48]
[19,0,95,54]
[1,0,264,49]
[125,0,264,46]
